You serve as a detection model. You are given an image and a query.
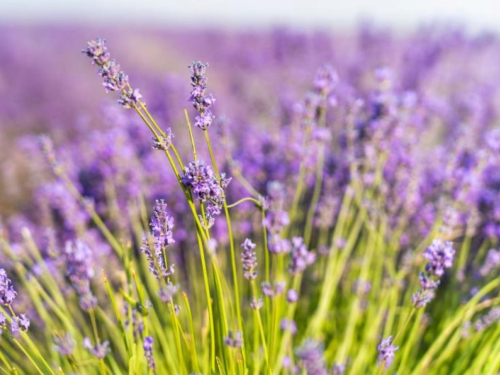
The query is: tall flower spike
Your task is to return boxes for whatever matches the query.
[189,61,216,130]
[143,336,156,371]
[423,239,456,277]
[64,240,97,310]
[83,38,141,109]
[241,238,258,280]
[289,237,316,275]
[412,239,455,309]
[0,269,17,306]
[141,200,175,280]
[181,160,231,225]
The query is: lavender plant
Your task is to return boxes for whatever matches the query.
[0,30,500,375]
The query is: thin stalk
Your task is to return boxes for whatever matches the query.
[204,130,246,367]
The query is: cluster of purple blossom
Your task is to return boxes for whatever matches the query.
[189,61,216,130]
[82,38,141,108]
[2,26,500,374]
[181,160,231,226]
[141,200,176,280]
[412,239,456,309]
[0,269,30,337]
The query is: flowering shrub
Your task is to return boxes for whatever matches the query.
[0,29,500,374]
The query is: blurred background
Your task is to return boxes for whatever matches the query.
[1,0,500,218]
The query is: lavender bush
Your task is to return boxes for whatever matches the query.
[1,27,500,374]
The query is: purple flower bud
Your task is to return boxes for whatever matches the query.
[287,289,298,303]
[377,336,399,367]
[295,339,328,375]
[241,238,258,280]
[280,318,297,335]
[224,330,242,348]
[0,269,17,306]
[64,241,97,311]
[251,296,263,310]
[84,338,110,359]
[54,333,75,356]
[423,239,455,277]
[143,336,155,371]
[289,237,316,275]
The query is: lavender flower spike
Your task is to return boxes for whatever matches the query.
[289,237,316,275]
[241,238,258,280]
[83,38,141,109]
[64,240,97,310]
[143,336,156,371]
[141,199,175,280]
[377,336,399,367]
[189,61,216,130]
[423,239,456,277]
[0,269,17,305]
[224,330,243,348]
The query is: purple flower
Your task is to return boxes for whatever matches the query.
[295,339,328,375]
[83,38,142,108]
[377,336,399,367]
[0,312,6,328]
[158,282,179,303]
[412,289,436,309]
[313,64,338,96]
[280,318,297,335]
[143,336,155,371]
[17,314,30,331]
[82,38,110,65]
[423,239,455,277]
[54,333,75,356]
[118,88,142,109]
[152,128,174,151]
[418,272,439,290]
[141,200,175,280]
[64,240,97,310]
[84,338,110,359]
[287,289,298,303]
[241,238,258,280]
[0,269,17,305]
[261,280,286,298]
[289,237,316,275]
[181,160,231,223]
[224,330,243,348]
[251,296,263,310]
[189,61,216,130]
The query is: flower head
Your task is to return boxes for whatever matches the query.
[377,336,399,367]
[241,238,258,280]
[295,339,328,375]
[289,237,316,275]
[141,200,175,280]
[54,333,76,356]
[84,338,110,359]
[423,239,455,277]
[189,61,216,130]
[83,38,142,108]
[181,160,231,223]
[64,241,97,310]
[224,330,243,348]
[0,269,17,306]
[143,336,156,371]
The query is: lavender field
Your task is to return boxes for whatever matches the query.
[1,25,500,374]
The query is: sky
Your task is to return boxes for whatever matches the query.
[1,0,500,32]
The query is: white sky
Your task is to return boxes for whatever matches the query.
[1,0,500,32]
